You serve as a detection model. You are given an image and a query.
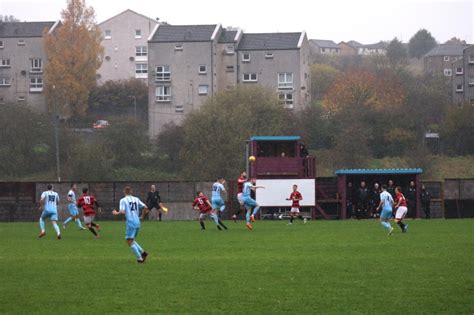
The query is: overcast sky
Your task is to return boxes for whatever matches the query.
[1,0,472,44]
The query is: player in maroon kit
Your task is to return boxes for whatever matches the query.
[286,184,306,225]
[232,171,247,222]
[77,187,102,238]
[394,186,408,233]
[192,191,227,230]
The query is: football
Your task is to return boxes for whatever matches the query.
[248,155,256,162]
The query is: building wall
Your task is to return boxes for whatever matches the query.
[424,55,463,77]
[0,36,48,111]
[216,41,239,92]
[463,46,474,105]
[452,58,465,106]
[338,42,357,55]
[98,10,158,84]
[148,40,217,137]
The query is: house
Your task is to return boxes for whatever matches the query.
[423,43,466,77]
[97,9,159,83]
[147,24,311,137]
[357,41,388,55]
[451,45,474,106]
[338,41,361,55]
[309,39,340,54]
[0,21,60,110]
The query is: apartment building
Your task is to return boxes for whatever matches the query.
[423,43,466,77]
[0,21,59,110]
[309,39,340,54]
[97,9,159,83]
[148,24,310,137]
[451,45,474,106]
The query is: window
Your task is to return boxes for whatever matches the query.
[242,73,257,82]
[17,39,25,46]
[174,44,183,51]
[155,86,171,102]
[265,52,274,59]
[18,96,26,102]
[226,65,234,72]
[135,46,147,57]
[0,78,11,86]
[198,85,208,95]
[279,93,294,109]
[242,53,250,62]
[199,65,207,74]
[278,72,293,89]
[0,41,3,48]
[456,84,463,92]
[321,48,326,53]
[225,45,235,54]
[443,56,450,61]
[105,30,112,39]
[155,66,171,81]
[30,58,42,73]
[469,55,474,64]
[0,59,11,67]
[175,105,184,113]
[444,69,452,76]
[135,29,142,38]
[135,63,148,78]
[469,76,474,86]
[29,77,43,92]
[456,67,464,75]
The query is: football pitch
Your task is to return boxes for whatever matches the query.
[0,219,472,314]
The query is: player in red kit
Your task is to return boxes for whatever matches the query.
[192,191,227,230]
[394,186,408,233]
[77,187,102,238]
[232,171,247,222]
[286,184,306,225]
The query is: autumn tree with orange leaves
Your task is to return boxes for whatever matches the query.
[43,0,103,117]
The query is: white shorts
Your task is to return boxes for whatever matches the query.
[237,193,244,206]
[199,212,215,220]
[84,215,95,224]
[290,207,300,213]
[395,206,408,219]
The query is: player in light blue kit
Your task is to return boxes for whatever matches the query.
[211,177,226,213]
[112,186,149,263]
[62,183,85,230]
[242,178,265,230]
[38,184,61,239]
[376,184,395,236]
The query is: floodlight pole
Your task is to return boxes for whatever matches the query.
[52,84,61,182]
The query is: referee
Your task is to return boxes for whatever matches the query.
[145,185,166,221]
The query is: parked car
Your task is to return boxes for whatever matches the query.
[93,120,110,129]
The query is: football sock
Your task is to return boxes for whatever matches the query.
[88,227,97,236]
[220,205,225,212]
[39,217,45,232]
[290,216,294,223]
[91,222,97,227]
[158,212,162,221]
[52,223,61,235]
[134,241,143,253]
[63,217,73,226]
[75,218,84,228]
[217,225,222,230]
[381,221,391,230]
[252,206,260,216]
[397,221,405,231]
[130,244,142,259]
[246,211,251,224]
[200,221,205,230]
[218,219,228,229]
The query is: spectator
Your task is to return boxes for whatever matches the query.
[406,181,417,218]
[370,183,381,218]
[420,184,431,219]
[355,181,369,219]
[300,143,309,157]
[146,185,166,221]
[387,180,396,199]
[346,182,354,218]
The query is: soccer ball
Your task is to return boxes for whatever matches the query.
[249,156,256,162]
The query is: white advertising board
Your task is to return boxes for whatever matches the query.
[255,179,316,207]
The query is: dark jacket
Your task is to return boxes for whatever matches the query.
[406,187,416,202]
[146,191,161,208]
[420,190,431,205]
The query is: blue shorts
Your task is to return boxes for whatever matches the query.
[68,204,78,216]
[41,211,58,221]
[243,197,257,210]
[211,197,225,210]
[125,225,140,240]
[380,208,393,220]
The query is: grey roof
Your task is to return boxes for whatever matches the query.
[424,44,466,57]
[309,39,339,49]
[237,32,302,51]
[346,40,363,48]
[219,29,238,43]
[0,21,56,38]
[362,41,389,49]
[150,24,217,42]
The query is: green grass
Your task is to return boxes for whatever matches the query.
[0,219,473,314]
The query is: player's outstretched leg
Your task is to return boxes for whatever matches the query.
[75,217,85,230]
[218,219,228,230]
[288,214,294,225]
[39,216,46,237]
[63,216,73,228]
[380,219,393,236]
[52,221,61,239]
[199,220,206,230]
[128,239,144,263]
[245,209,253,230]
